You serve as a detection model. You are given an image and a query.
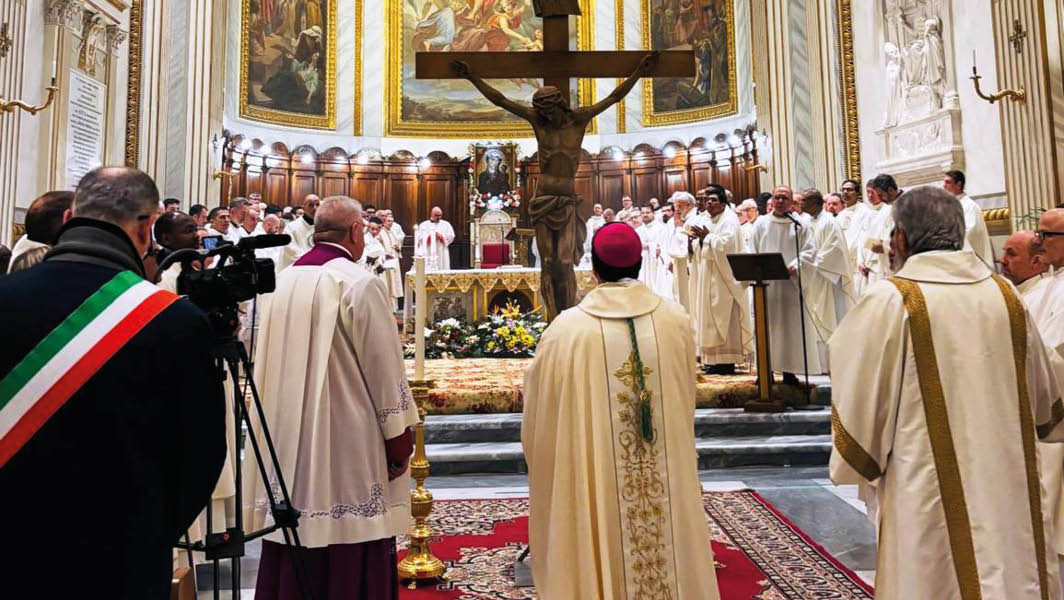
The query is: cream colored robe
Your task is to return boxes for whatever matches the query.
[805,210,857,367]
[959,194,995,269]
[829,250,1064,600]
[243,251,420,547]
[280,216,315,269]
[690,208,752,363]
[749,213,824,374]
[378,226,404,301]
[522,281,720,600]
[856,202,893,290]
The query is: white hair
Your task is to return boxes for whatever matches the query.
[893,186,964,254]
[669,191,695,206]
[314,196,363,240]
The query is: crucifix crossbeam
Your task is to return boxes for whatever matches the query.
[415,10,695,104]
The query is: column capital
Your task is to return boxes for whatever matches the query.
[45,0,84,30]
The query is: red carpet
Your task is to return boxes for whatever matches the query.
[399,490,873,599]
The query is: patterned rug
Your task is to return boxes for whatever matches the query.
[399,491,873,599]
[404,359,811,414]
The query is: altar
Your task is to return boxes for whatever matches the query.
[405,267,599,324]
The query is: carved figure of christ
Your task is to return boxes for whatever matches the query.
[415,10,694,320]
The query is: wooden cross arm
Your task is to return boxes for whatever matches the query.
[415,50,695,80]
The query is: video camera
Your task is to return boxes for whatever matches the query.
[158,234,290,338]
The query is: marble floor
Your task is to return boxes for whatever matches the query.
[189,465,876,599]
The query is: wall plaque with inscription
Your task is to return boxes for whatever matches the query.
[65,70,107,189]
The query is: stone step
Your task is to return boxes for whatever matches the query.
[425,407,831,445]
[425,434,833,476]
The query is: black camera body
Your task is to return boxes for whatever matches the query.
[163,234,291,338]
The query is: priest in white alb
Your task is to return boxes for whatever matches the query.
[799,189,856,368]
[376,209,405,309]
[836,179,873,290]
[829,187,1064,600]
[280,194,321,269]
[415,206,455,270]
[244,196,420,599]
[688,184,752,374]
[856,175,899,290]
[522,222,720,600]
[636,205,671,298]
[944,170,996,269]
[749,186,822,384]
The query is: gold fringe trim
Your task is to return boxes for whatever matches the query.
[992,274,1050,600]
[830,404,882,481]
[890,277,982,600]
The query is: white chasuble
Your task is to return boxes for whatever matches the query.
[749,215,823,374]
[829,250,1064,600]
[415,219,455,271]
[522,282,719,600]
[280,216,315,269]
[691,209,752,363]
[805,211,857,366]
[243,253,421,548]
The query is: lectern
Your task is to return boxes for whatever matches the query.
[727,253,791,412]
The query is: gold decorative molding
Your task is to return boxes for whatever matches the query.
[640,0,738,127]
[615,0,625,134]
[983,207,1011,236]
[353,0,363,136]
[123,0,142,167]
[239,0,337,130]
[385,0,596,138]
[834,0,860,182]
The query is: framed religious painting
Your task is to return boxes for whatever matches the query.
[386,0,596,138]
[240,0,338,129]
[469,143,521,213]
[640,0,737,126]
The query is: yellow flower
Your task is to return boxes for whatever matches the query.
[497,326,510,336]
[487,341,495,350]
[515,326,526,336]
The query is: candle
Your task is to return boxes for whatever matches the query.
[51,60,57,80]
[414,257,427,380]
[972,49,976,74]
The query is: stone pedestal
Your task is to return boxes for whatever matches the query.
[875,107,964,187]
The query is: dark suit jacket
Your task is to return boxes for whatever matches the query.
[0,219,226,599]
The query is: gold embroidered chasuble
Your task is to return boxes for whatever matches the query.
[829,250,1064,600]
[522,281,720,599]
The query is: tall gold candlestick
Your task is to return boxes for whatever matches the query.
[398,379,446,588]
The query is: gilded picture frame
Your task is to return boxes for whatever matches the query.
[386,0,597,139]
[640,0,738,127]
[239,0,338,130]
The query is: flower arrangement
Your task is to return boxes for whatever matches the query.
[404,302,546,359]
[475,301,546,358]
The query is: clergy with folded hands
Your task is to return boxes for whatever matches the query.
[522,222,720,600]
[244,196,420,599]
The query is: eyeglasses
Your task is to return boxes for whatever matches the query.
[1036,230,1064,242]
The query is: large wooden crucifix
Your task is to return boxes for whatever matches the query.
[416,0,695,320]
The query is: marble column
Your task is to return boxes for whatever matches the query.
[0,0,28,246]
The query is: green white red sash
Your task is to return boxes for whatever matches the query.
[0,271,178,468]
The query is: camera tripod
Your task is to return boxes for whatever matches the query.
[176,317,315,600]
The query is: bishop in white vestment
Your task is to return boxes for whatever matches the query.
[280,194,321,269]
[749,187,823,378]
[415,207,455,270]
[522,223,720,600]
[829,188,1064,600]
[801,191,856,368]
[244,198,420,598]
[688,188,752,370]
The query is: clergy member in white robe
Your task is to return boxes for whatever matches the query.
[279,194,320,269]
[749,186,823,381]
[244,197,420,599]
[522,222,720,600]
[836,180,874,291]
[829,188,1064,600]
[376,210,404,308]
[800,190,856,368]
[944,170,995,269]
[415,206,455,271]
[688,186,752,372]
[664,191,700,312]
[856,197,894,289]
[580,203,607,266]
[636,206,671,298]
[224,198,251,245]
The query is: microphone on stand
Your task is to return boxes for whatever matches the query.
[783,211,811,394]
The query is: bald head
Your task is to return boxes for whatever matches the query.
[771,186,793,216]
[72,166,161,257]
[1038,208,1064,268]
[430,206,443,223]
[1001,230,1046,285]
[262,213,283,234]
[303,194,321,217]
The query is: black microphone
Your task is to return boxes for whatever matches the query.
[237,234,291,250]
[782,212,803,228]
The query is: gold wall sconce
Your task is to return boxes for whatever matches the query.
[970,52,1025,105]
[742,162,768,174]
[0,78,59,116]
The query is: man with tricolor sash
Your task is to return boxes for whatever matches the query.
[0,167,227,599]
[829,187,1064,599]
